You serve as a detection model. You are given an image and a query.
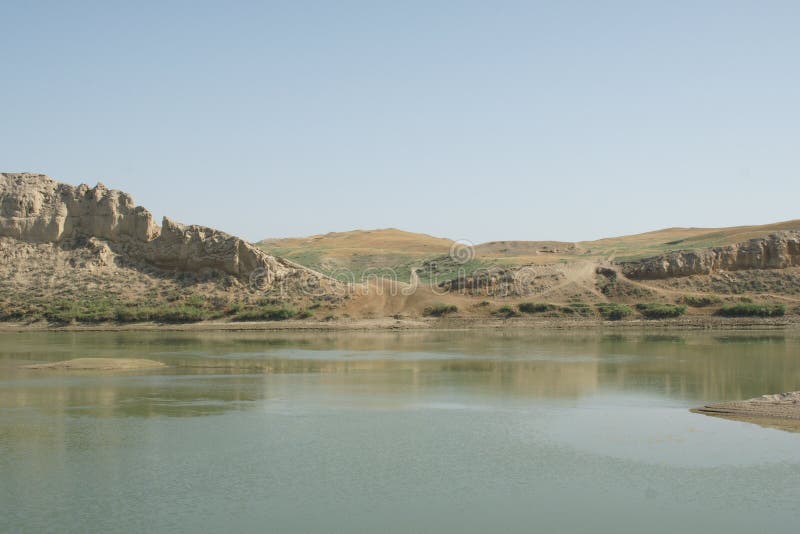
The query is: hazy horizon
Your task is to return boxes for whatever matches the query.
[2,1,798,244]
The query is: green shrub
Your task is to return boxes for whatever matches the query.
[423,303,458,317]
[681,295,721,307]
[492,305,520,318]
[151,305,210,323]
[636,303,687,319]
[44,300,117,324]
[596,303,633,321]
[233,306,297,322]
[560,303,594,317]
[718,303,786,318]
[518,302,555,314]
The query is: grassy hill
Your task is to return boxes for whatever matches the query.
[258,220,800,282]
[258,228,455,282]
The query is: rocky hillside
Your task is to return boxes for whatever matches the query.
[0,173,339,323]
[621,232,800,279]
[0,173,320,287]
[2,172,798,324]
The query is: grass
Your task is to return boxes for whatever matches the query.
[635,303,687,319]
[717,303,786,318]
[423,303,458,317]
[518,302,555,314]
[595,303,633,321]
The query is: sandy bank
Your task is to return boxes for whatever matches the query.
[692,392,800,431]
[0,315,798,333]
[23,358,166,370]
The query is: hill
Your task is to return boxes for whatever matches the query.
[258,220,800,280]
[0,173,340,324]
[2,172,799,326]
[258,229,455,282]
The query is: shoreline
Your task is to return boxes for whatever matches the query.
[1,315,798,333]
[692,392,800,432]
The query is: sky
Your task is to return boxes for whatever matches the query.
[1,1,798,244]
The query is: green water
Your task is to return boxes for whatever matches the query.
[1,330,799,533]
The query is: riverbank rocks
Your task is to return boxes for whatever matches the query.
[621,232,800,279]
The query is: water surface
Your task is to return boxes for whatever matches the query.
[1,330,799,533]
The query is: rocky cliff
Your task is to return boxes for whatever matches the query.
[0,173,318,288]
[621,232,800,279]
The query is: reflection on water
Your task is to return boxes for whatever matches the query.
[2,330,799,419]
[1,330,799,533]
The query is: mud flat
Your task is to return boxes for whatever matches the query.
[692,392,800,431]
[23,358,166,370]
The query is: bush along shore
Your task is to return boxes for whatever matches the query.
[0,295,319,325]
[0,293,794,326]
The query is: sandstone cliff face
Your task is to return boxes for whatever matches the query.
[0,173,313,287]
[0,173,158,243]
[621,232,800,279]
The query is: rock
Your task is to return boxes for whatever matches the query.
[0,173,158,243]
[692,391,800,425]
[621,232,800,279]
[0,173,320,288]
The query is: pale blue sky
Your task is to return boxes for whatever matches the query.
[1,1,798,243]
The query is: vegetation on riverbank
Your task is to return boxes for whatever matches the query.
[0,293,318,325]
[636,303,687,319]
[717,303,786,318]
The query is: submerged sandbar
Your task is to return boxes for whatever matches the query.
[692,392,800,430]
[23,358,166,370]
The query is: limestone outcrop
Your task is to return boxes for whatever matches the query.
[621,232,800,279]
[0,173,317,288]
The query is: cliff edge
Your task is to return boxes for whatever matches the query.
[0,173,319,289]
[621,232,800,279]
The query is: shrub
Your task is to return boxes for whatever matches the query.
[150,305,210,323]
[596,303,633,321]
[718,303,786,318]
[636,303,687,319]
[561,303,593,317]
[44,300,117,324]
[518,302,555,314]
[423,303,458,317]
[233,306,297,322]
[681,295,721,307]
[492,305,520,318]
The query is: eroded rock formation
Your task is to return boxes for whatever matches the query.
[0,173,319,288]
[621,232,800,279]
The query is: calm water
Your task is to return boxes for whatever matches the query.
[1,330,799,533]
